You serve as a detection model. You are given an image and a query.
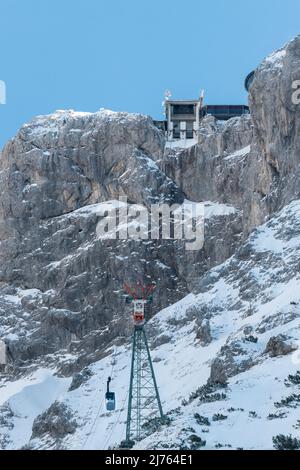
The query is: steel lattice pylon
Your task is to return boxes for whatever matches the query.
[122,282,164,448]
[126,325,164,444]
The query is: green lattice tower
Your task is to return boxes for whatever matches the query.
[125,325,164,444]
[122,282,164,448]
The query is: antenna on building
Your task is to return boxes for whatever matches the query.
[199,89,205,109]
[164,90,172,101]
[162,89,172,108]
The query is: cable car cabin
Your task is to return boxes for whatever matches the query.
[106,376,116,411]
[105,391,116,411]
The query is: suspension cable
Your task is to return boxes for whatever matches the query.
[81,345,117,450]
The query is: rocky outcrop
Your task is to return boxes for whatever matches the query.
[31,401,77,440]
[163,114,253,206]
[0,110,166,220]
[1,35,300,391]
[209,358,228,386]
[0,110,243,371]
[1,37,300,450]
[163,36,300,238]
[249,37,300,213]
[265,335,296,357]
[68,367,93,391]
[196,319,212,346]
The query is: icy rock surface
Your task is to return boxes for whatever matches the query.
[1,37,300,449]
[0,111,242,370]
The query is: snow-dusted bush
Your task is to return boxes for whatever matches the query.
[273,434,300,450]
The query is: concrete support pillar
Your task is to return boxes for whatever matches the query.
[180,121,186,140]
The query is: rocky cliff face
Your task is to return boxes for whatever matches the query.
[0,110,242,371]
[163,36,300,237]
[249,37,300,212]
[1,36,300,450]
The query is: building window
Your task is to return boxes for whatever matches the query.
[186,122,194,139]
[172,104,195,115]
[173,122,180,139]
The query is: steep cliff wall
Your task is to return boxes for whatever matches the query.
[0,110,241,369]
[1,37,300,441]
[163,36,300,237]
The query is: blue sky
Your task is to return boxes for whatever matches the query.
[0,0,299,149]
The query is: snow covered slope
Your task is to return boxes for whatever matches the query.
[2,199,299,450]
[0,370,70,449]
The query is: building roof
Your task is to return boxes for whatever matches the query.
[165,99,200,105]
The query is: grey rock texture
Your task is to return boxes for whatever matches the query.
[209,358,228,386]
[196,319,212,346]
[249,37,300,213]
[265,335,296,357]
[0,403,14,449]
[0,109,243,372]
[31,401,77,440]
[209,341,255,384]
[1,36,300,450]
[68,367,93,391]
[131,197,300,451]
[163,114,253,207]
[199,198,300,382]
[163,36,300,237]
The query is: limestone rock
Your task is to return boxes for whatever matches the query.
[196,319,212,346]
[31,402,77,440]
[209,358,228,386]
[0,110,243,371]
[265,335,296,357]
